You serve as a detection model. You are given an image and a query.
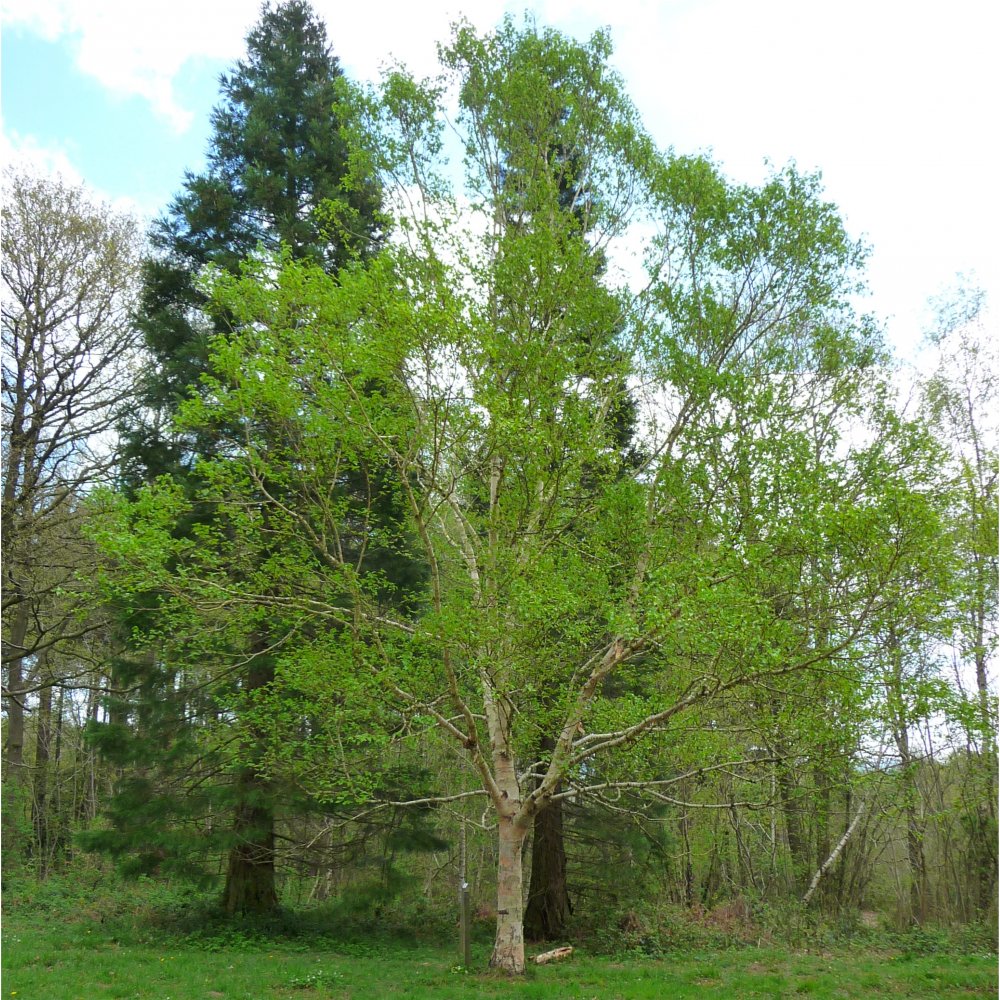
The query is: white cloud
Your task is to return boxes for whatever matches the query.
[3,0,254,132]
[318,1,508,83]
[1,119,149,221]
[0,0,511,132]
[1,124,84,185]
[3,0,996,359]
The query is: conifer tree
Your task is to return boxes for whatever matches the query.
[126,0,379,483]
[92,0,383,914]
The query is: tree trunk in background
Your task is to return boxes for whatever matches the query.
[31,652,54,875]
[884,632,929,924]
[524,736,571,941]
[813,758,831,902]
[973,632,999,914]
[2,599,31,859]
[681,812,695,907]
[904,800,929,923]
[222,652,278,916]
[524,795,571,940]
[222,770,278,915]
[893,717,928,923]
[776,761,807,891]
[3,598,30,772]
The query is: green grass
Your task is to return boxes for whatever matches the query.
[2,910,996,1000]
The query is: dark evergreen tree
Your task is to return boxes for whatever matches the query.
[89,1,388,915]
[126,0,380,483]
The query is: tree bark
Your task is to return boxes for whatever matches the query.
[491,813,529,974]
[524,736,571,941]
[885,632,929,924]
[524,786,573,941]
[680,811,694,907]
[2,598,31,859]
[972,621,999,913]
[803,801,864,904]
[524,795,571,940]
[904,807,928,923]
[222,771,278,916]
[222,652,278,916]
[894,731,928,923]
[3,598,30,772]
[31,657,53,875]
[775,760,807,891]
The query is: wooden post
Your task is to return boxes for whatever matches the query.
[459,820,471,968]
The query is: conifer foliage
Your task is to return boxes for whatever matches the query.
[126,0,379,482]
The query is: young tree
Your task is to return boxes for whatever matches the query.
[96,18,928,972]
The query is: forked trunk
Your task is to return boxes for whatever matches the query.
[490,814,529,973]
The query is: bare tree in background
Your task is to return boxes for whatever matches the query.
[2,169,141,783]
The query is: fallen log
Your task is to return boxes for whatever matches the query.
[534,946,574,965]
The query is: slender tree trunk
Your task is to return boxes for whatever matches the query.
[814,762,831,868]
[893,727,928,923]
[83,684,100,822]
[776,761,807,891]
[904,806,928,923]
[680,811,694,907]
[52,684,66,860]
[812,758,832,904]
[803,800,865,905]
[32,657,53,875]
[3,598,30,772]
[885,633,929,924]
[973,627,998,913]
[2,599,32,859]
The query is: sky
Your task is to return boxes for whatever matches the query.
[2,0,997,361]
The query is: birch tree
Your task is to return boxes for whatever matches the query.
[93,19,927,972]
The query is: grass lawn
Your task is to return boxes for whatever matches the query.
[2,911,996,1000]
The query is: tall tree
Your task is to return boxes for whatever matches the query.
[485,47,639,941]
[126,0,379,482]
[96,18,932,973]
[99,0,383,915]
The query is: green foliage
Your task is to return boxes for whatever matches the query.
[86,3,435,915]
[84,10,998,966]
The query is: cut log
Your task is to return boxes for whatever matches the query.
[534,946,574,965]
